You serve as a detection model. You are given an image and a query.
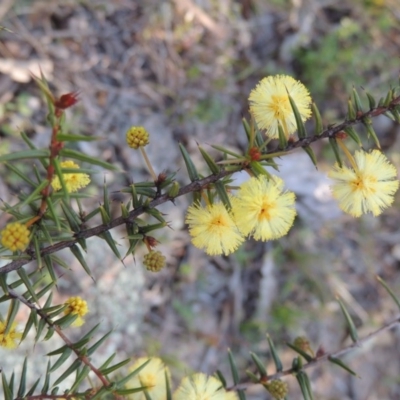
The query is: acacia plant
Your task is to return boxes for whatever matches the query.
[1,73,400,399]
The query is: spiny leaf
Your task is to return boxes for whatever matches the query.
[41,361,51,394]
[4,162,37,186]
[383,88,394,107]
[215,181,231,210]
[286,342,314,362]
[56,133,100,142]
[99,231,121,260]
[70,245,92,278]
[116,359,151,387]
[32,235,43,270]
[100,358,131,375]
[363,118,380,149]
[329,138,342,167]
[179,143,199,182]
[60,148,120,171]
[376,276,400,310]
[87,330,113,356]
[215,370,227,387]
[288,94,307,138]
[98,353,117,371]
[337,296,358,343]
[347,99,356,120]
[296,371,313,400]
[278,122,288,149]
[52,359,81,387]
[0,149,50,163]
[68,365,91,394]
[302,146,317,168]
[365,91,376,109]
[21,309,38,342]
[328,356,358,376]
[25,377,40,396]
[198,145,220,174]
[165,369,172,400]
[5,299,20,335]
[2,371,13,400]
[17,357,28,397]
[344,126,362,146]
[49,347,73,372]
[352,87,364,113]
[312,102,323,135]
[228,348,240,384]
[267,333,283,372]
[250,352,267,376]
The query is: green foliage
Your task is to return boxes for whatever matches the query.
[1,67,400,399]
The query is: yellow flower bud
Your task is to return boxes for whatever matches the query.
[64,296,89,327]
[143,250,166,272]
[264,379,288,399]
[126,126,150,149]
[0,222,30,252]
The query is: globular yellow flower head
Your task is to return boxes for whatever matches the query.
[249,75,311,138]
[0,222,30,252]
[232,175,296,241]
[51,160,90,193]
[185,202,244,256]
[174,373,238,400]
[127,357,170,400]
[64,296,88,327]
[126,126,150,149]
[0,320,22,349]
[264,379,288,400]
[144,251,166,272]
[328,149,399,217]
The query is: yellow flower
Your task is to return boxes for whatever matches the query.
[126,126,150,149]
[185,202,244,256]
[64,296,88,327]
[127,357,170,400]
[174,373,238,400]
[51,160,90,193]
[0,222,30,252]
[248,75,311,138]
[144,251,166,272]
[232,175,296,241]
[0,320,22,349]
[328,149,399,217]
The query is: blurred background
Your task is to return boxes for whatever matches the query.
[1,0,400,399]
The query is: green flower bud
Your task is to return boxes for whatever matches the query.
[264,379,288,399]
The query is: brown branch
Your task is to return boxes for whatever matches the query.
[7,288,118,397]
[1,95,400,276]
[228,316,400,391]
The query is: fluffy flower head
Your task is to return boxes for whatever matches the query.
[174,373,238,400]
[0,222,30,252]
[249,75,311,138]
[0,321,22,349]
[64,296,88,327]
[51,160,90,193]
[185,202,244,256]
[127,357,170,400]
[232,175,296,241]
[328,149,399,217]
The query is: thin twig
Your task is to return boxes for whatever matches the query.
[228,316,400,391]
[7,288,114,394]
[1,96,399,276]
